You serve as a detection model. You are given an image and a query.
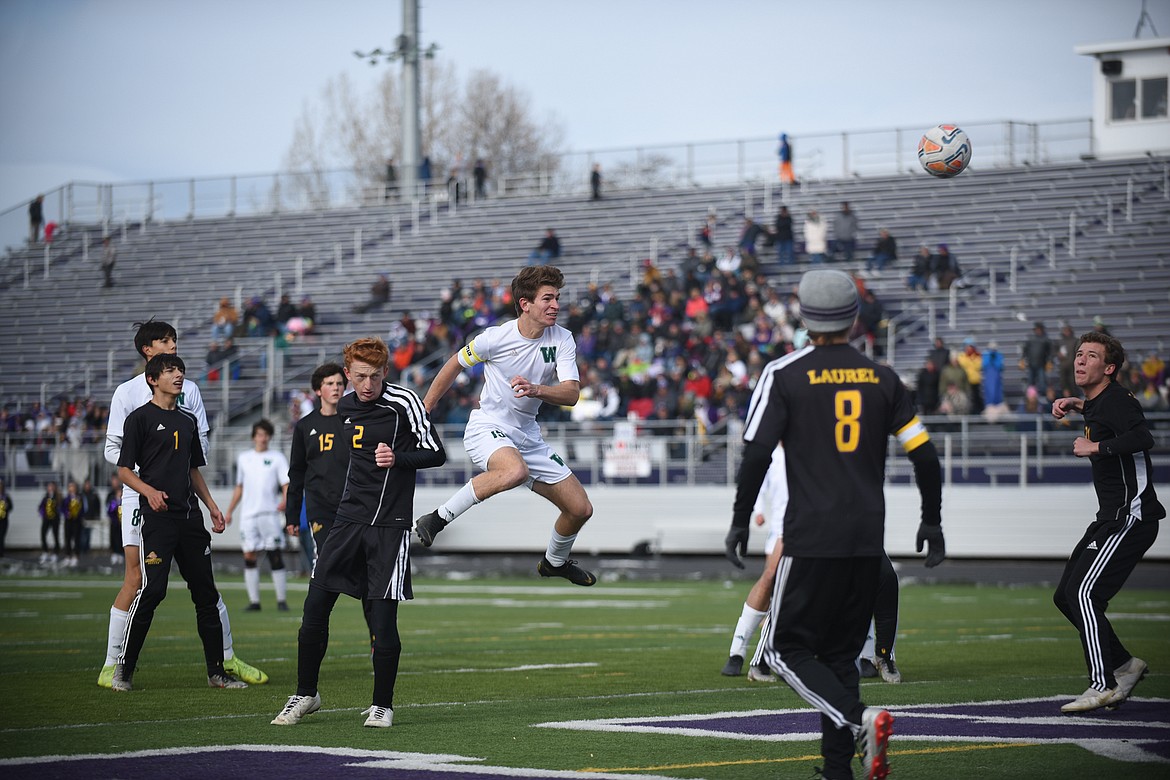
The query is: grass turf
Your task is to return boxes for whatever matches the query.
[1,568,1167,778]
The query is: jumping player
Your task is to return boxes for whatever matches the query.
[725,269,944,780]
[413,265,596,586]
[111,354,245,691]
[272,337,444,728]
[1051,331,1162,713]
[225,419,291,611]
[98,319,266,687]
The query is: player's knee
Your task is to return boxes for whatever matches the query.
[500,463,530,490]
[244,557,259,570]
[569,497,593,524]
[267,549,285,570]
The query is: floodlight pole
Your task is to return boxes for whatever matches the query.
[400,0,422,199]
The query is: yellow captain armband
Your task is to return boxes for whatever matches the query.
[896,416,931,452]
[458,340,484,368]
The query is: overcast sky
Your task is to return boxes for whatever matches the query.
[1,0,1166,210]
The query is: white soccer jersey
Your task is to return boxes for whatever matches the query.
[234,448,290,518]
[105,373,210,504]
[458,319,580,431]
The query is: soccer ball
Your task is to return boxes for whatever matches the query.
[917,124,972,178]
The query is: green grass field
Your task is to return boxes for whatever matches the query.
[1,567,1167,779]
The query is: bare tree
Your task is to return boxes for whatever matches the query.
[282,62,563,203]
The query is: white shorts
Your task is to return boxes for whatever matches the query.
[239,512,286,553]
[463,410,573,488]
[121,490,142,548]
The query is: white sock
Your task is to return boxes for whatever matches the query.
[860,619,876,660]
[244,567,261,605]
[218,596,234,660]
[730,604,767,659]
[272,568,288,602]
[544,531,577,567]
[105,606,129,666]
[439,480,480,522]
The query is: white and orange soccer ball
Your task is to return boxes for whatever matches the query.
[917,124,972,178]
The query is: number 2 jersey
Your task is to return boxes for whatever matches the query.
[737,343,931,557]
[334,381,445,529]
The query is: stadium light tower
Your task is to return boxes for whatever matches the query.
[354,0,439,199]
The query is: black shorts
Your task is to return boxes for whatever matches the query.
[311,521,413,602]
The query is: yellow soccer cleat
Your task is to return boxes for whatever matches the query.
[97,664,115,688]
[224,656,269,685]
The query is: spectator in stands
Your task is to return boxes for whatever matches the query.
[1056,323,1079,397]
[0,477,11,558]
[803,210,828,264]
[244,296,278,336]
[220,337,241,380]
[353,273,391,314]
[715,247,741,276]
[38,480,62,565]
[832,202,858,263]
[275,294,298,332]
[81,478,102,554]
[419,156,432,191]
[931,244,961,290]
[927,337,950,376]
[62,480,84,568]
[206,341,224,381]
[474,158,488,199]
[211,297,240,342]
[29,195,44,244]
[106,475,123,565]
[916,357,942,414]
[854,288,887,355]
[777,133,795,184]
[590,163,602,200]
[1020,322,1053,396]
[957,337,984,414]
[981,341,1008,420]
[528,229,561,266]
[773,205,795,265]
[737,218,767,265]
[938,378,972,416]
[298,296,317,332]
[101,236,117,288]
[384,158,397,200]
[866,228,897,275]
[907,245,932,291]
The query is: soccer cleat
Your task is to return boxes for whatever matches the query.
[271,693,322,725]
[721,654,744,676]
[224,656,269,685]
[245,603,262,611]
[208,671,248,689]
[874,657,902,684]
[110,664,133,692]
[1113,657,1148,701]
[97,664,116,688]
[856,707,894,780]
[362,705,394,728]
[1060,686,1123,713]
[747,664,778,683]
[860,658,879,678]
[277,601,289,612]
[414,510,448,547]
[537,557,596,586]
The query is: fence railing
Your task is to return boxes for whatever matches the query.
[4,411,1166,492]
[0,118,1093,259]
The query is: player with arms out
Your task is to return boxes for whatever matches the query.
[725,269,944,780]
[414,265,596,586]
[98,319,266,688]
[272,337,445,728]
[1051,331,1162,713]
[111,354,245,691]
[225,419,291,611]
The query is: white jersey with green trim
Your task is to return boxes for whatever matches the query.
[458,318,579,431]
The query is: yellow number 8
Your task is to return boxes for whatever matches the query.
[834,390,862,452]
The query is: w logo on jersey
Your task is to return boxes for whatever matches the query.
[540,346,557,363]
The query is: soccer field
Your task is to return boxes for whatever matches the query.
[1,569,1167,779]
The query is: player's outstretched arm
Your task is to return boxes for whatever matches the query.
[907,440,945,567]
[511,376,580,406]
[725,440,774,569]
[423,354,464,413]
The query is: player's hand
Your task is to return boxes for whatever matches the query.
[285,523,299,537]
[224,512,233,526]
[1051,397,1079,420]
[724,526,749,569]
[144,488,168,512]
[915,522,946,568]
[1072,436,1097,458]
[510,375,538,398]
[375,442,396,468]
[753,512,765,527]
[209,508,225,534]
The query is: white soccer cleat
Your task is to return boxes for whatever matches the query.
[110,664,133,692]
[856,706,893,779]
[362,705,394,728]
[271,693,322,725]
[1114,657,1148,701]
[1060,686,1123,713]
